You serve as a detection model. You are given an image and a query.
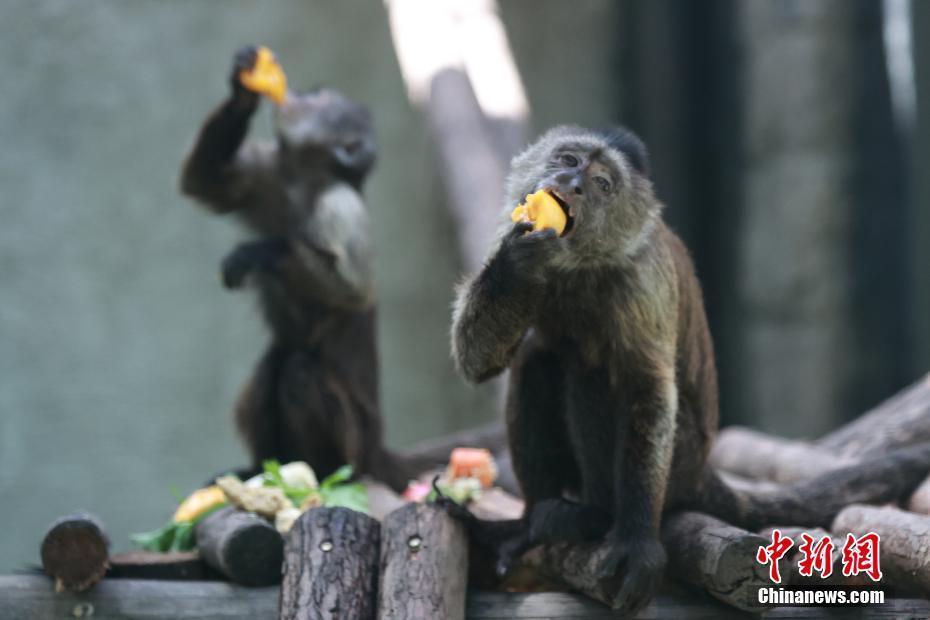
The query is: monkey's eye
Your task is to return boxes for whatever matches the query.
[593,176,612,193]
[560,153,579,167]
[342,140,361,154]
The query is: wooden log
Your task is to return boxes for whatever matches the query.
[516,511,770,612]
[40,512,110,592]
[468,488,524,521]
[818,373,930,457]
[711,375,930,485]
[107,551,215,581]
[5,575,929,619]
[832,504,930,594]
[280,507,380,620]
[710,427,853,482]
[704,443,930,529]
[907,474,930,514]
[661,511,773,612]
[717,471,783,495]
[378,502,468,620]
[195,506,283,587]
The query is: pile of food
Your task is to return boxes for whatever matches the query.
[131,460,367,552]
[403,447,499,504]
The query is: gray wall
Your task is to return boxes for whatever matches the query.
[0,1,616,571]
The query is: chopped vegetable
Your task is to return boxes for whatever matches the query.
[173,485,226,523]
[430,476,483,505]
[130,486,227,553]
[318,465,369,514]
[447,447,498,488]
[217,475,291,519]
[239,46,288,104]
[510,190,567,235]
[132,461,369,548]
[279,461,319,490]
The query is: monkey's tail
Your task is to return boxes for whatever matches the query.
[696,441,930,530]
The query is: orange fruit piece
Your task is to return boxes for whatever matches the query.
[510,190,567,235]
[447,447,498,488]
[239,46,288,104]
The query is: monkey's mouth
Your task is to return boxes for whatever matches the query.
[548,190,576,237]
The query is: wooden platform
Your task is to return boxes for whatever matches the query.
[2,575,928,619]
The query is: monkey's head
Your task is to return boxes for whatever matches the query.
[274,88,376,187]
[505,125,658,263]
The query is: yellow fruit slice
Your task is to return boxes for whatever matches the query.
[510,190,567,235]
[239,46,288,104]
[173,485,227,523]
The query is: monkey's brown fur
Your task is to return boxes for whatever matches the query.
[446,125,930,614]
[179,47,426,491]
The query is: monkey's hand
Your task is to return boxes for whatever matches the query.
[229,46,261,110]
[595,532,666,615]
[221,238,290,289]
[494,221,565,288]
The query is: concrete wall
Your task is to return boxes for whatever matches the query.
[0,1,617,571]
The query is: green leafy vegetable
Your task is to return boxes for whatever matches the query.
[262,459,317,505]
[130,501,226,552]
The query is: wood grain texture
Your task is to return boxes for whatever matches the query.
[378,503,468,620]
[661,511,772,612]
[279,507,380,620]
[833,504,930,594]
[818,374,930,457]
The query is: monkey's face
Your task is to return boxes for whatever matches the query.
[274,88,376,179]
[506,126,659,262]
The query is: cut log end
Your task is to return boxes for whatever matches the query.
[662,511,772,612]
[195,507,283,587]
[40,512,110,593]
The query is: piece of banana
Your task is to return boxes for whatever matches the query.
[239,46,288,104]
[510,190,567,235]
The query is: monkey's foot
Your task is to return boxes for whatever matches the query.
[595,534,666,615]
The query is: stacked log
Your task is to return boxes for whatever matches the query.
[195,506,284,587]
[378,503,468,620]
[40,513,110,592]
[279,507,380,620]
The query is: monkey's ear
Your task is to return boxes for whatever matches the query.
[599,126,650,178]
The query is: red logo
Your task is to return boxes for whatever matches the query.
[757,530,881,583]
[797,533,835,579]
[841,532,882,582]
[756,528,794,584]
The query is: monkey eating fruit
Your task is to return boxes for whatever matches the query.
[445,124,930,615]
[179,46,433,493]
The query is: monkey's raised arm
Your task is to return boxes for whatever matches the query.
[290,184,374,309]
[451,224,556,383]
[179,47,279,213]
